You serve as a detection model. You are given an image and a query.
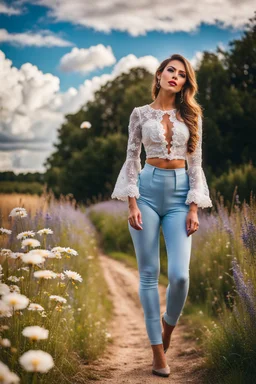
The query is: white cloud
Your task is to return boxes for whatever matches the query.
[0,28,73,47]
[0,49,159,173]
[26,0,253,36]
[0,2,21,15]
[59,45,116,74]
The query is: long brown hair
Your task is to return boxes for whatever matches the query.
[151,54,203,154]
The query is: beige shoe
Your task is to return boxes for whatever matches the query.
[152,364,170,377]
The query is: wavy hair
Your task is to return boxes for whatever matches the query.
[151,54,203,154]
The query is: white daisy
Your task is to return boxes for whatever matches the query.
[21,253,45,265]
[9,285,20,293]
[8,252,24,260]
[0,301,12,317]
[28,303,44,312]
[37,228,53,236]
[63,270,83,282]
[28,249,55,259]
[0,227,12,235]
[65,247,78,256]
[19,350,54,373]
[80,121,92,129]
[51,246,66,253]
[17,231,35,240]
[0,283,10,296]
[0,338,11,347]
[21,238,40,249]
[22,326,49,341]
[0,361,20,383]
[7,276,21,283]
[34,270,57,280]
[49,295,67,304]
[9,207,27,218]
[0,249,12,257]
[2,293,29,310]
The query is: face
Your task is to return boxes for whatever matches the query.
[157,60,187,92]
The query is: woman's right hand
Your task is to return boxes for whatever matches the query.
[128,205,143,230]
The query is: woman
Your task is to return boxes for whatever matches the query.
[111,54,213,378]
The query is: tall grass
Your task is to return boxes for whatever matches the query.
[0,192,113,383]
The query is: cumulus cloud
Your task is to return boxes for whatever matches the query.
[0,49,159,173]
[25,0,253,36]
[0,2,21,15]
[0,28,73,47]
[59,45,116,74]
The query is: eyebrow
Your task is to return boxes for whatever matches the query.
[167,65,186,74]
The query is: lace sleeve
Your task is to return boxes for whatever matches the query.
[185,115,213,209]
[111,107,142,201]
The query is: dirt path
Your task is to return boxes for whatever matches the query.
[86,253,206,383]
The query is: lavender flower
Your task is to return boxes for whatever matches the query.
[241,219,256,261]
[231,259,256,324]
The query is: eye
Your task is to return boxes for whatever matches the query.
[168,68,186,78]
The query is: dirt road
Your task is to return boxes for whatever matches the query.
[86,253,206,383]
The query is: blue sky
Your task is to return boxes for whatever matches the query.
[0,0,254,173]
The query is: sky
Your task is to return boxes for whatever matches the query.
[0,0,254,174]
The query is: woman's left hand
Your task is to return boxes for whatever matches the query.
[186,210,199,237]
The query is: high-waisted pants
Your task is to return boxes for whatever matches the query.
[128,162,192,345]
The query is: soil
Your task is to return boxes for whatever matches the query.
[85,253,207,383]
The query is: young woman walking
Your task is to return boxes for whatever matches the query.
[111,53,213,378]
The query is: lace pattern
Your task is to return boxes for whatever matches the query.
[111,107,142,201]
[111,105,213,208]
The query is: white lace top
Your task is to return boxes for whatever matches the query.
[111,104,213,209]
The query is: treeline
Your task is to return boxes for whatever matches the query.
[0,171,45,183]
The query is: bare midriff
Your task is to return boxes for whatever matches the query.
[146,158,186,169]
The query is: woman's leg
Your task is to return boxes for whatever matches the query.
[128,201,162,345]
[161,208,192,327]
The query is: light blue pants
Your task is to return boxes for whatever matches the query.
[128,163,192,345]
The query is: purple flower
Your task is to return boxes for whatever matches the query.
[241,219,256,260]
[231,259,256,324]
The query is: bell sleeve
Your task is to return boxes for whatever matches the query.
[185,115,213,209]
[111,107,142,201]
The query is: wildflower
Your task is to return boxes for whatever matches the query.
[64,247,78,256]
[231,259,256,323]
[28,249,55,259]
[49,295,67,304]
[0,301,12,317]
[21,253,45,265]
[22,326,49,341]
[17,231,35,240]
[241,219,256,257]
[63,270,83,282]
[34,270,57,280]
[7,276,21,283]
[51,246,66,253]
[0,249,12,258]
[21,238,40,249]
[0,227,12,235]
[8,252,24,260]
[37,228,53,236]
[0,338,11,347]
[28,303,44,312]
[2,293,29,311]
[80,121,91,129]
[19,350,54,373]
[9,285,20,293]
[0,283,10,296]
[87,255,94,260]
[9,207,27,217]
[57,273,65,280]
[0,361,20,383]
